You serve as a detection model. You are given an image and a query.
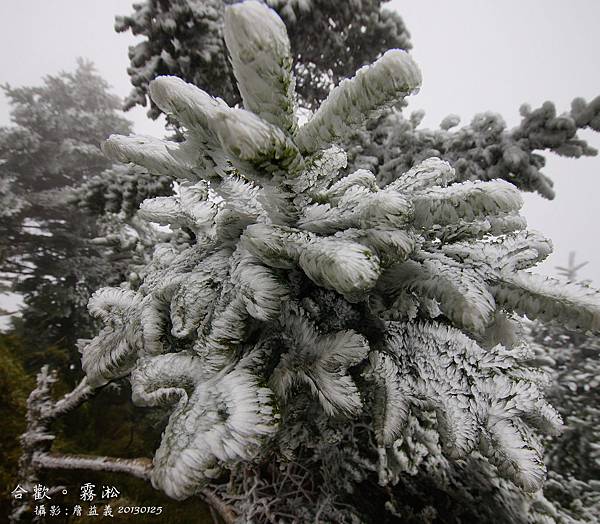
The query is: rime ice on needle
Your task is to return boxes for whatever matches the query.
[80,0,600,501]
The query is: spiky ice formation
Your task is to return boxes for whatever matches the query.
[82,0,600,506]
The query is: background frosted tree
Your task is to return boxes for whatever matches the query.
[0,60,133,375]
[76,164,172,219]
[13,3,600,522]
[72,163,174,279]
[351,100,600,199]
[116,0,411,115]
[530,322,600,522]
[523,256,600,522]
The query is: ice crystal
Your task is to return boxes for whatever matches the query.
[80,0,600,507]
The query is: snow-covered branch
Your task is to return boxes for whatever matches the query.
[32,452,152,481]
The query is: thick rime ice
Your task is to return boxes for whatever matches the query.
[364,321,562,491]
[357,99,600,200]
[77,0,600,506]
[295,49,422,154]
[223,1,298,135]
[116,0,412,117]
[132,350,277,499]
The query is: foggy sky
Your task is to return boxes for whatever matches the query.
[1,0,599,300]
[392,0,600,285]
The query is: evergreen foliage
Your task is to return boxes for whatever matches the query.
[115,1,600,199]
[525,257,600,522]
[350,100,600,199]
[115,0,411,116]
[75,165,173,219]
[44,2,598,521]
[0,335,33,518]
[0,61,133,376]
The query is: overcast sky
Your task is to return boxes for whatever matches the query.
[1,0,599,306]
[394,0,600,282]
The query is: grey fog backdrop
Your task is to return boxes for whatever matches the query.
[1,0,599,319]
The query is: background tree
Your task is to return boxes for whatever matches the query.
[350,100,600,199]
[1,62,211,523]
[524,255,600,521]
[115,0,411,116]
[0,60,132,376]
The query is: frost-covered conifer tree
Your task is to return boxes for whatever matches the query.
[116,0,411,116]
[14,2,600,522]
[520,256,600,523]
[528,321,600,523]
[71,164,175,275]
[0,61,133,373]
[351,100,600,199]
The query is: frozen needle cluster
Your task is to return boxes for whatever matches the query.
[76,0,600,517]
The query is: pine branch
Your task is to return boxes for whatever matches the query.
[33,452,237,523]
[32,451,152,480]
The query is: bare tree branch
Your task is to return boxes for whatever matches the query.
[33,451,153,481]
[200,489,237,524]
[49,377,94,419]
